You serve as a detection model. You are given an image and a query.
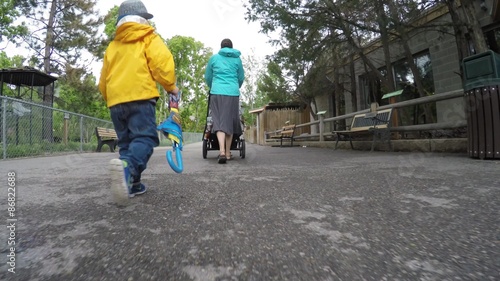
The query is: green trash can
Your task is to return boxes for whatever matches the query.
[462,50,500,159]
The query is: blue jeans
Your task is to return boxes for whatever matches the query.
[110,100,159,182]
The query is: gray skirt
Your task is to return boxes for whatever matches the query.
[209,94,242,135]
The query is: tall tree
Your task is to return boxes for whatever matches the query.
[13,0,107,140]
[103,6,118,36]
[18,0,105,76]
[257,60,290,103]
[166,35,212,132]
[439,0,489,62]
[246,0,362,109]
[0,0,28,47]
[239,49,268,126]
[55,65,109,119]
[241,49,265,111]
[246,0,492,115]
[385,0,436,122]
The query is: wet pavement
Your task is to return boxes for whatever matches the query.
[0,142,498,281]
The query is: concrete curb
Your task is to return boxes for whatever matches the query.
[264,138,468,153]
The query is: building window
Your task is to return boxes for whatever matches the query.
[485,28,500,53]
[358,68,387,110]
[392,51,435,125]
[358,51,435,125]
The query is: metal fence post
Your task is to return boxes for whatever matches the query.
[2,99,7,159]
[318,111,326,142]
[80,116,83,152]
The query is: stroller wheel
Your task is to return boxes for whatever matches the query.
[240,139,245,159]
[202,139,208,159]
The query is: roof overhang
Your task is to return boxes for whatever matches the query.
[0,67,58,87]
[249,102,303,114]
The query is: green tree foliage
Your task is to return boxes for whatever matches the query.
[240,50,266,126]
[0,52,28,99]
[17,0,105,75]
[240,50,263,107]
[55,66,109,119]
[298,60,334,116]
[102,6,119,42]
[0,51,25,69]
[0,0,28,45]
[9,0,108,119]
[245,0,348,108]
[165,36,212,132]
[246,0,489,114]
[257,60,290,104]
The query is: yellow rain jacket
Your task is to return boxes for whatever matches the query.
[98,22,176,108]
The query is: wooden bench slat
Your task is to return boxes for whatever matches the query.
[332,108,393,151]
[268,124,297,147]
[99,134,117,137]
[95,127,118,152]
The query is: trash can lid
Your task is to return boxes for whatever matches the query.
[464,78,500,91]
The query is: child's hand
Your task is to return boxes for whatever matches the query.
[169,87,180,110]
[168,86,179,95]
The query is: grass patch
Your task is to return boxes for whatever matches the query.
[0,141,97,159]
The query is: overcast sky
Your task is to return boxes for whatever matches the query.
[2,0,276,79]
[88,0,276,78]
[97,0,275,58]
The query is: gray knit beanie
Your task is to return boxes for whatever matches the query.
[117,0,153,21]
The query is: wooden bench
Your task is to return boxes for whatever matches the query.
[332,108,393,151]
[269,124,297,147]
[95,127,118,152]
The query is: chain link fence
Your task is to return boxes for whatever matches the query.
[1,96,202,160]
[159,131,203,147]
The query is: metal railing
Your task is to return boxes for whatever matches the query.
[266,89,466,142]
[0,96,203,159]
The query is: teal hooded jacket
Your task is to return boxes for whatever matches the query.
[205,48,245,97]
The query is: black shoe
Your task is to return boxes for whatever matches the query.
[218,154,227,164]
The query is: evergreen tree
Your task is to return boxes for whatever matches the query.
[0,0,28,46]
[17,0,105,76]
[11,1,109,124]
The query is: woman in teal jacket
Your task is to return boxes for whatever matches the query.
[205,38,245,164]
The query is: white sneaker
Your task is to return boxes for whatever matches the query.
[109,159,130,206]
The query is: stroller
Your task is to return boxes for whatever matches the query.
[202,94,246,159]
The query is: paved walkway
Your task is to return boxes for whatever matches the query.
[0,143,498,281]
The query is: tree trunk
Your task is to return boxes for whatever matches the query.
[401,37,436,123]
[44,0,57,75]
[462,0,489,53]
[446,0,470,66]
[333,69,345,130]
[387,0,436,123]
[349,54,357,112]
[375,0,396,97]
[41,0,57,141]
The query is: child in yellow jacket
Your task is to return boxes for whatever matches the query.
[98,0,178,206]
